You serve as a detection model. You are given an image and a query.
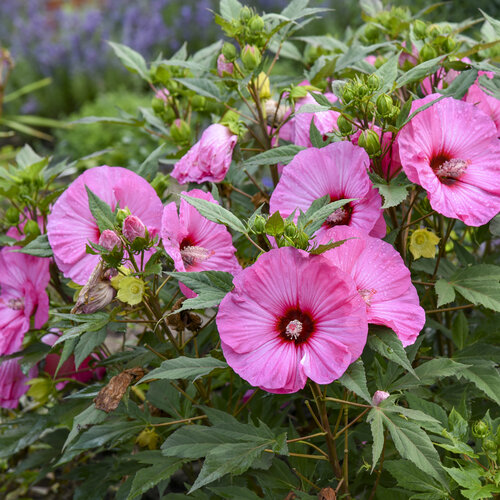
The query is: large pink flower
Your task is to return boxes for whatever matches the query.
[0,358,37,409]
[270,141,386,238]
[47,166,163,285]
[171,124,237,184]
[465,74,500,137]
[397,95,500,226]
[0,248,50,355]
[217,247,368,394]
[162,189,241,297]
[319,226,425,347]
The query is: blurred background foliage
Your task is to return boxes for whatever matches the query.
[0,0,498,164]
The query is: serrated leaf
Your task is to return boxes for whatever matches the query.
[372,182,410,208]
[265,211,285,236]
[438,69,478,100]
[14,233,53,257]
[141,356,228,383]
[86,186,115,232]
[338,359,371,403]
[374,52,400,94]
[174,78,223,101]
[181,194,247,234]
[443,466,482,490]
[308,238,351,255]
[162,426,229,459]
[395,56,444,88]
[243,145,305,168]
[74,329,107,369]
[367,408,384,470]
[309,116,325,148]
[368,328,417,377]
[396,96,412,128]
[455,358,500,405]
[435,279,456,307]
[308,91,333,108]
[63,405,107,451]
[108,41,150,82]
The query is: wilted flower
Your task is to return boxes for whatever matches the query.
[398,95,500,226]
[372,390,390,406]
[217,53,234,77]
[113,275,146,306]
[320,226,425,347]
[409,229,440,260]
[171,124,238,184]
[270,142,386,239]
[217,247,368,394]
[47,166,162,285]
[0,358,37,409]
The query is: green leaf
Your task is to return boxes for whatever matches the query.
[338,359,371,403]
[435,278,456,307]
[443,465,481,490]
[128,457,186,500]
[86,186,115,232]
[367,328,417,377]
[438,70,478,99]
[374,52,400,94]
[108,41,150,82]
[181,194,247,234]
[395,56,444,88]
[220,0,243,20]
[136,143,167,179]
[74,329,107,369]
[63,405,107,451]
[174,78,222,101]
[265,211,285,236]
[454,357,500,405]
[141,356,228,383]
[162,426,229,459]
[372,181,410,209]
[15,234,53,257]
[16,144,44,168]
[243,145,305,168]
[452,311,469,350]
[309,116,326,148]
[304,199,356,236]
[367,408,384,470]
[72,116,137,126]
[308,238,351,255]
[168,270,234,312]
[395,96,412,128]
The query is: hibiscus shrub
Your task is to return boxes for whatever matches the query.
[1,1,500,498]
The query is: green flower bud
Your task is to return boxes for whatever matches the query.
[116,207,132,227]
[241,45,261,71]
[295,231,310,250]
[426,24,442,38]
[191,95,206,111]
[342,85,355,104]
[472,420,490,439]
[151,97,165,114]
[170,119,191,145]
[253,215,266,234]
[337,114,354,135]
[420,43,437,62]
[151,173,169,197]
[222,42,237,62]
[23,219,40,236]
[284,221,298,239]
[27,377,54,405]
[249,15,264,33]
[441,37,456,53]
[374,56,387,69]
[484,439,497,454]
[366,73,381,91]
[356,83,370,98]
[358,129,381,156]
[364,23,379,41]
[239,6,252,22]
[5,206,19,224]
[413,20,427,39]
[290,86,309,100]
[376,94,393,117]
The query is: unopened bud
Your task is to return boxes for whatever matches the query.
[122,215,146,242]
[5,206,19,224]
[484,439,497,454]
[151,173,169,197]
[372,390,390,406]
[364,23,379,41]
[420,43,437,62]
[249,15,264,33]
[295,231,309,250]
[284,222,298,239]
[337,114,354,135]
[342,84,355,104]
[23,219,40,236]
[239,6,252,21]
[222,42,237,62]
[98,230,122,252]
[366,73,380,91]
[217,54,234,77]
[441,37,456,53]
[426,24,442,38]
[241,45,261,71]
[170,119,191,145]
[376,93,393,117]
[472,420,490,439]
[413,20,427,39]
[116,207,131,226]
[255,72,270,99]
[253,215,266,234]
[358,129,381,156]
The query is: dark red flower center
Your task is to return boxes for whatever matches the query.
[430,153,468,185]
[179,236,212,267]
[323,196,352,229]
[276,307,316,344]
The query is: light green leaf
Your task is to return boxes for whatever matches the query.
[395,56,444,88]
[435,279,456,307]
[15,234,53,257]
[220,0,243,20]
[338,359,371,403]
[108,41,150,82]
[265,211,285,236]
[373,182,410,208]
[443,465,481,490]
[16,144,44,168]
[374,52,401,94]
[304,199,356,236]
[243,145,305,168]
[175,78,223,101]
[141,356,228,383]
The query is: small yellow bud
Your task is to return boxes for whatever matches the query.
[409,229,440,259]
[255,72,271,100]
[136,428,159,450]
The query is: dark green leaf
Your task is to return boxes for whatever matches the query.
[141,356,228,382]
[243,145,305,168]
[265,211,285,236]
[15,233,53,257]
[338,359,371,403]
[309,116,325,148]
[86,186,115,232]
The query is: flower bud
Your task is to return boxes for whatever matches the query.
[295,231,310,250]
[115,207,131,226]
[151,97,165,114]
[122,215,146,242]
[155,88,169,103]
[23,219,40,236]
[441,37,456,53]
[284,221,298,239]
[364,23,379,41]
[366,73,381,91]
[217,53,234,77]
[239,6,252,21]
[222,42,237,62]
[372,390,390,406]
[5,206,19,224]
[151,173,169,197]
[472,420,490,439]
[376,93,393,117]
[170,119,191,145]
[426,24,442,38]
[249,15,265,33]
[191,95,206,111]
[98,230,122,252]
[337,114,354,135]
[241,45,261,71]
[255,72,270,99]
[420,43,437,62]
[358,129,381,156]
[253,215,266,234]
[413,19,427,39]
[290,86,309,100]
[484,439,497,454]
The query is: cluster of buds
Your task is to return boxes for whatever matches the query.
[220,6,267,48]
[363,6,411,41]
[252,213,310,251]
[472,420,500,462]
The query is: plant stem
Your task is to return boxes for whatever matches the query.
[152,415,207,427]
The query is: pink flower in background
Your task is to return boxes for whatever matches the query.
[47,166,163,285]
[465,73,500,136]
[0,358,37,409]
[217,54,234,77]
[351,126,402,180]
[372,390,390,406]
[319,226,425,347]
[0,248,50,355]
[270,142,386,238]
[41,333,105,390]
[217,247,368,394]
[421,58,471,95]
[171,124,237,184]
[398,95,500,226]
[162,189,241,298]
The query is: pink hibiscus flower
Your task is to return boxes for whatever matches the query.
[397,95,500,226]
[319,226,425,347]
[171,124,237,184]
[0,358,37,409]
[162,189,241,297]
[465,73,500,136]
[217,247,368,394]
[47,166,163,285]
[0,247,50,355]
[270,141,386,238]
